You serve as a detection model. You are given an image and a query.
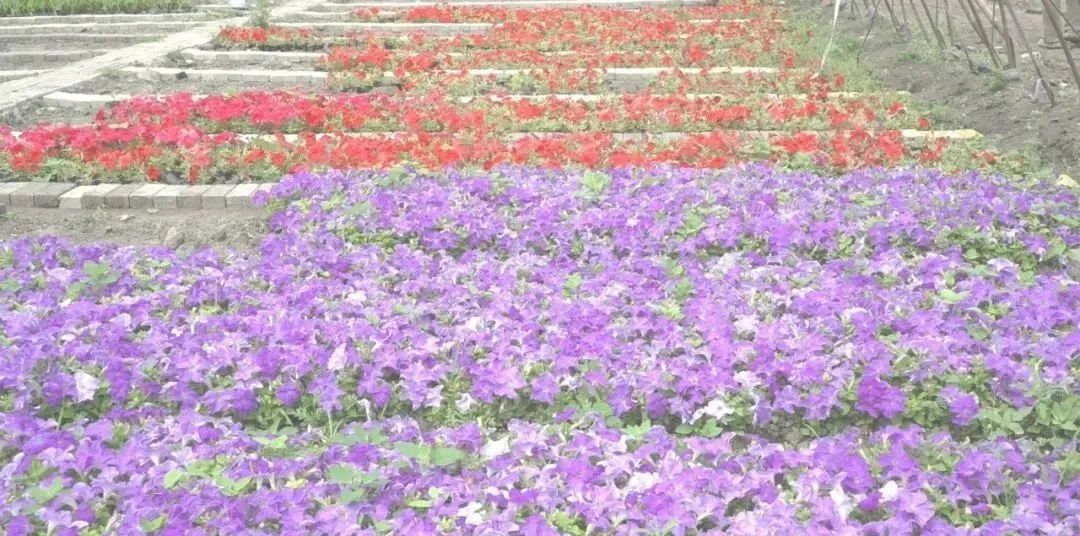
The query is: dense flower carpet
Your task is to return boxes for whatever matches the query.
[2,165,1078,533]
[1,0,1078,534]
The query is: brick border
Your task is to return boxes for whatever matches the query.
[0,183,276,211]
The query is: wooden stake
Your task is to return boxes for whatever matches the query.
[1042,0,1080,90]
[959,0,1003,68]
[918,0,948,50]
[1002,0,1056,105]
[907,0,933,45]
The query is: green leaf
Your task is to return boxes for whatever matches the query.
[139,514,167,533]
[83,261,118,287]
[699,419,722,438]
[430,446,467,467]
[29,478,63,504]
[579,171,612,199]
[327,463,361,484]
[562,273,583,298]
[163,470,184,490]
[938,288,968,304]
[674,424,693,435]
[340,488,368,504]
[221,476,252,497]
[394,442,432,464]
[405,498,433,509]
[1046,236,1066,260]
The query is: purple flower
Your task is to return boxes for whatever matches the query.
[856,376,906,420]
[939,386,980,426]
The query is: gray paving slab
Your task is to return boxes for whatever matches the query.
[81,184,120,209]
[103,184,143,209]
[58,185,97,209]
[201,184,236,209]
[129,184,165,209]
[29,183,76,209]
[225,183,259,209]
[0,183,31,206]
[177,185,210,209]
[153,185,188,210]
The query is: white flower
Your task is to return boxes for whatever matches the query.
[456,393,476,413]
[480,436,511,459]
[625,472,660,492]
[74,371,100,403]
[830,485,853,522]
[327,343,347,371]
[733,315,759,336]
[734,370,760,389]
[692,398,734,422]
[456,502,484,525]
[880,480,901,502]
[465,316,485,331]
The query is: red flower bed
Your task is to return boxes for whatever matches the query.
[351,3,779,23]
[1,124,951,184]
[213,7,784,53]
[95,90,923,135]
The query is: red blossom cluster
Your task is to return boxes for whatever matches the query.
[0,90,952,184]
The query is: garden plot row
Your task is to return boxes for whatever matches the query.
[2,165,1077,533]
[1,2,993,190]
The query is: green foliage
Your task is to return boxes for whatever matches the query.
[0,0,193,16]
[578,171,612,200]
[247,0,272,30]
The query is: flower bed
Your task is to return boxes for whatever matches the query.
[1,166,1077,533]
[349,3,775,23]
[212,16,782,53]
[95,91,925,134]
[1,124,967,183]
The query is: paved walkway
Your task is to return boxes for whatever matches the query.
[0,0,326,112]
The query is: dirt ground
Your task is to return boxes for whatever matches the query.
[0,207,268,254]
[812,1,1080,176]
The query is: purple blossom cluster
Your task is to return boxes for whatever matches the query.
[1,165,1077,533]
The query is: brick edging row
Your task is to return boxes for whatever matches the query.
[0,183,273,211]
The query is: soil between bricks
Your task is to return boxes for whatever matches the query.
[0,206,267,253]
[0,34,160,53]
[67,71,326,94]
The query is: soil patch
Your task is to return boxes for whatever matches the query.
[809,3,1080,176]
[0,206,268,253]
[0,34,159,52]
[67,70,325,94]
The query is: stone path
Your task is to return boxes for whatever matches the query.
[0,0,326,112]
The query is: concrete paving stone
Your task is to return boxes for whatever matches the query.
[80,184,120,209]
[104,184,144,209]
[153,185,187,210]
[9,185,37,208]
[0,183,31,206]
[201,184,236,209]
[225,183,259,209]
[177,185,210,209]
[58,185,98,209]
[128,184,165,209]
[27,183,76,208]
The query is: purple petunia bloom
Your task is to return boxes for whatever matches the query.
[856,375,906,420]
[939,385,980,426]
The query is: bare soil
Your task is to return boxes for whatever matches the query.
[0,207,268,253]
[0,34,160,52]
[815,3,1080,176]
[66,70,325,94]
